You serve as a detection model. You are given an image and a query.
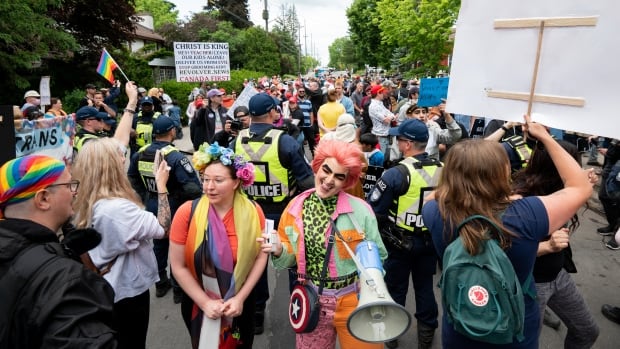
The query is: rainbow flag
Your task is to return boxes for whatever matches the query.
[96,48,119,84]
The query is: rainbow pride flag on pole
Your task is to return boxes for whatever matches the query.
[96,48,119,84]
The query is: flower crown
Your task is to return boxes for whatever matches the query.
[192,142,255,188]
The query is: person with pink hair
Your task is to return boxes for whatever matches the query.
[261,140,387,349]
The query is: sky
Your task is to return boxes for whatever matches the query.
[169,0,352,66]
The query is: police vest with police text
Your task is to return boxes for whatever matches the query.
[137,144,176,194]
[236,128,293,203]
[390,157,442,233]
[73,132,100,153]
[135,112,161,148]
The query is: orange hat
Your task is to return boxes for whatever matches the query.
[370,85,386,96]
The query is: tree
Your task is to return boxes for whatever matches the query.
[328,37,356,69]
[0,1,78,91]
[204,0,252,29]
[346,0,392,70]
[272,4,302,74]
[158,12,219,44]
[376,0,460,74]
[134,0,179,29]
[48,0,137,53]
[240,27,279,75]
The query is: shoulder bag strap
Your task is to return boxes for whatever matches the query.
[317,220,337,296]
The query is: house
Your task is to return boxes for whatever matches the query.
[132,12,176,84]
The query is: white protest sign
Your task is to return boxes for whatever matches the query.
[39,76,51,106]
[15,114,76,164]
[447,0,620,138]
[173,42,230,83]
[226,83,258,118]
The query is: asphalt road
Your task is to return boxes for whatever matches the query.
[145,128,620,348]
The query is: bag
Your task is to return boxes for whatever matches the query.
[605,160,620,200]
[289,282,320,333]
[439,215,530,344]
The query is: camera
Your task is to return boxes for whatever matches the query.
[230,120,243,131]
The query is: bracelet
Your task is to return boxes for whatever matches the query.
[124,108,135,114]
[158,192,168,196]
[501,125,509,132]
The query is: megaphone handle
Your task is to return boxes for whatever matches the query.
[329,218,378,292]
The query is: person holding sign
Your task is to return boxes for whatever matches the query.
[422,116,592,349]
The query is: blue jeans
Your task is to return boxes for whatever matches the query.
[536,269,599,349]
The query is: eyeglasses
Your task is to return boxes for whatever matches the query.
[46,179,80,193]
[412,109,427,114]
[203,177,232,185]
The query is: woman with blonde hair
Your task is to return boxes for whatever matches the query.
[421,116,592,348]
[72,82,172,349]
[317,88,346,137]
[170,143,267,349]
[263,140,387,349]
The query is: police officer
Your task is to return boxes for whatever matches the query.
[128,116,202,302]
[131,96,161,153]
[484,121,532,172]
[367,119,441,349]
[232,93,315,334]
[73,106,107,153]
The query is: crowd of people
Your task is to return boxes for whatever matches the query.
[1,70,619,349]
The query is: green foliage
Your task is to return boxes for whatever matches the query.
[134,0,179,29]
[0,1,77,90]
[62,88,88,114]
[328,37,357,69]
[347,0,392,69]
[376,0,460,74]
[240,28,280,75]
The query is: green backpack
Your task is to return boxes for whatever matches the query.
[439,215,533,344]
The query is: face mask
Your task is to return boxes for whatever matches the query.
[32,98,41,106]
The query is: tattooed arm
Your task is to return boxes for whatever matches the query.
[155,160,172,232]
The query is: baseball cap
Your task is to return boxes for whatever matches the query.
[75,106,108,121]
[233,106,250,118]
[370,85,386,96]
[141,96,154,105]
[85,83,97,90]
[23,90,40,99]
[248,93,277,117]
[152,116,175,135]
[389,119,429,142]
[137,87,147,94]
[207,89,224,98]
[100,113,116,126]
[288,97,297,104]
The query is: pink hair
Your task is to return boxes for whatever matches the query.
[312,140,363,190]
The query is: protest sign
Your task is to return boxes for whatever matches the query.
[39,76,51,106]
[226,83,259,118]
[174,42,230,82]
[14,114,76,164]
[363,165,384,196]
[418,77,449,107]
[447,0,620,138]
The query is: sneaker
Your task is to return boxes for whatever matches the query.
[155,280,172,298]
[385,339,398,348]
[602,304,620,324]
[597,226,614,236]
[605,239,620,250]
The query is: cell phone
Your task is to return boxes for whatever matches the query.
[264,219,278,252]
[153,149,164,171]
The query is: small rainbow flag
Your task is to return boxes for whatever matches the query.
[96,48,119,84]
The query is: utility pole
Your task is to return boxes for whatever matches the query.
[304,20,308,57]
[262,0,269,32]
[298,22,302,73]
